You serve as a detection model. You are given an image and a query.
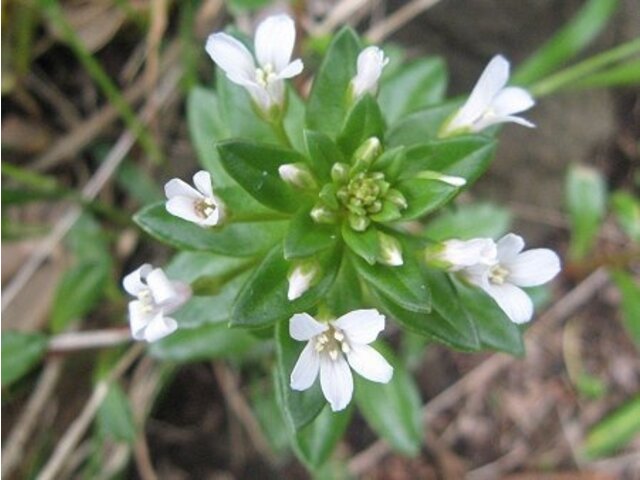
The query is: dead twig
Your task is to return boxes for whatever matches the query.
[48,328,132,353]
[365,0,442,43]
[348,268,610,477]
[35,344,145,480]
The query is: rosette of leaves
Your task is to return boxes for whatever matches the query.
[134,27,527,467]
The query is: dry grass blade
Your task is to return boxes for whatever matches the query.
[365,0,442,43]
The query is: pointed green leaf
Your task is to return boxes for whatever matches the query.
[285,206,338,259]
[134,203,286,256]
[97,383,136,443]
[306,27,361,137]
[355,344,423,456]
[387,102,458,147]
[611,191,640,243]
[326,254,363,315]
[218,140,306,213]
[274,321,326,430]
[2,331,48,387]
[425,203,512,241]
[304,130,345,182]
[149,322,256,362]
[187,87,234,186]
[337,94,385,158]
[352,252,431,313]
[379,57,448,125]
[611,270,640,349]
[342,223,380,265]
[294,406,352,470]
[583,395,640,459]
[231,245,341,329]
[283,87,306,152]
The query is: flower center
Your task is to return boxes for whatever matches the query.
[489,264,510,285]
[256,64,277,87]
[337,172,388,216]
[314,325,350,361]
[138,288,156,313]
[194,198,216,219]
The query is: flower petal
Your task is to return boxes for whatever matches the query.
[205,32,256,84]
[496,233,525,264]
[146,268,180,305]
[164,178,200,200]
[441,238,497,271]
[289,313,328,341]
[165,196,202,224]
[352,46,387,97]
[483,282,534,324]
[192,170,213,198]
[254,14,296,73]
[333,309,385,345]
[277,59,304,79]
[472,114,535,131]
[128,300,152,340]
[506,249,561,287]
[491,86,535,117]
[320,355,354,412]
[143,315,178,342]
[452,55,510,128]
[290,341,321,391]
[346,344,393,383]
[123,264,152,296]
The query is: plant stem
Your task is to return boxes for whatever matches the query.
[530,38,640,97]
[271,118,293,148]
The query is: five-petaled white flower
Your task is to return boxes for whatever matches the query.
[289,309,393,412]
[350,46,389,99]
[440,55,535,136]
[436,238,497,271]
[205,14,304,113]
[123,264,191,342]
[460,234,561,324]
[164,170,222,227]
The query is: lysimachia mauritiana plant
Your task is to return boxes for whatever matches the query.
[128,14,560,467]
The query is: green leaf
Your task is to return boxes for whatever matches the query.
[226,0,272,11]
[116,161,163,204]
[304,130,345,183]
[378,57,447,125]
[513,0,620,85]
[215,185,285,222]
[583,396,640,459]
[326,254,363,315]
[341,223,380,265]
[611,270,640,349]
[611,191,640,243]
[230,245,341,329]
[306,27,361,138]
[397,179,459,221]
[274,321,326,430]
[51,260,109,333]
[283,87,306,152]
[1,331,48,387]
[187,87,235,186]
[250,382,290,454]
[452,278,525,356]
[355,344,423,456]
[97,383,136,443]
[337,95,385,158]
[218,140,305,213]
[294,406,352,471]
[425,203,512,241]
[352,252,431,313]
[387,102,458,147]
[149,322,256,362]
[566,164,607,260]
[134,203,286,256]
[284,206,338,259]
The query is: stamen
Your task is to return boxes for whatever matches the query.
[489,264,510,285]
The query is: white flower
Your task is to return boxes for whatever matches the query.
[205,14,303,112]
[289,310,393,412]
[441,55,535,136]
[123,264,191,342]
[437,238,497,271]
[462,234,561,324]
[164,170,222,227]
[287,262,319,301]
[351,46,389,99]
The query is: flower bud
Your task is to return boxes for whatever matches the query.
[287,261,320,301]
[278,163,317,190]
[352,137,382,173]
[331,162,351,184]
[426,238,497,271]
[348,213,370,232]
[378,232,403,266]
[310,203,337,224]
[415,170,467,187]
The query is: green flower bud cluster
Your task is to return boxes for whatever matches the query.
[310,137,407,232]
